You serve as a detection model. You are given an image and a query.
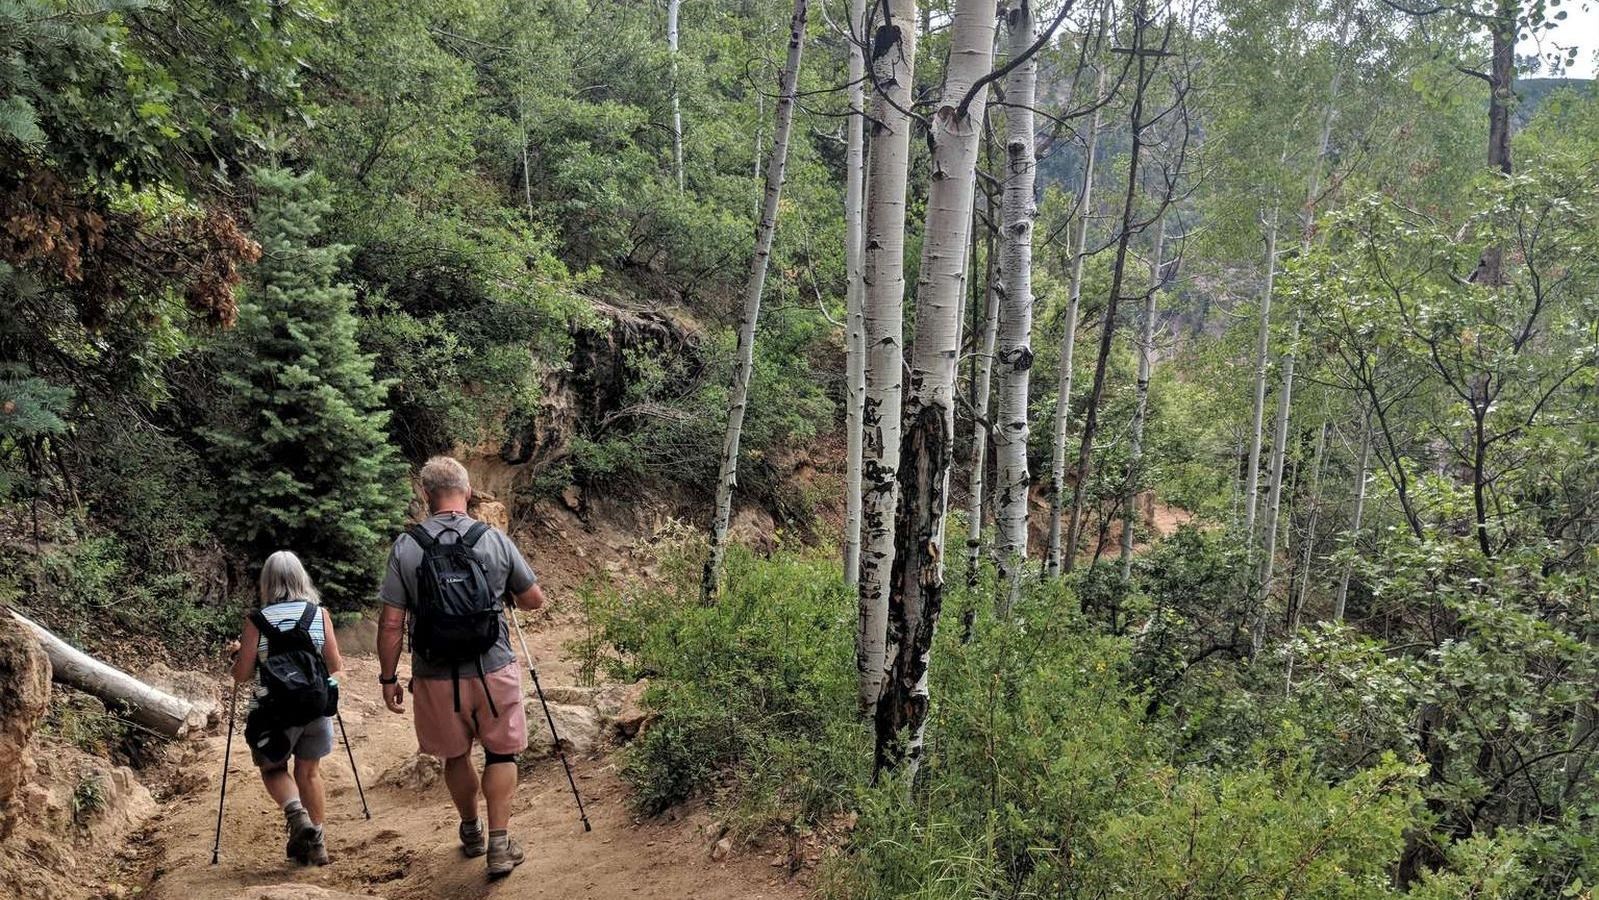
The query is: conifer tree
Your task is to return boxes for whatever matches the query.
[206,168,407,609]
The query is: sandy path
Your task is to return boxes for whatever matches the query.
[140,613,807,900]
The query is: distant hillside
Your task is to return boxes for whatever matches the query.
[1517,77,1596,124]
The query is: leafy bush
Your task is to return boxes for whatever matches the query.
[583,531,867,834]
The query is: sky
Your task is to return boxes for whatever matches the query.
[1522,1,1599,78]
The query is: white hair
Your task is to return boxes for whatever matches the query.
[419,455,471,497]
[258,550,321,605]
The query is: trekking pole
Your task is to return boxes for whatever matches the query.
[334,710,372,820]
[507,607,592,832]
[211,686,239,865]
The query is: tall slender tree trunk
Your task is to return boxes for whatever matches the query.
[964,220,998,589]
[1290,419,1328,628]
[842,0,868,586]
[1045,43,1107,578]
[1242,216,1277,539]
[856,0,917,715]
[1332,411,1371,621]
[668,0,685,191]
[1476,3,1515,284]
[1252,312,1300,655]
[1120,215,1165,579]
[1062,16,1163,574]
[1284,419,1328,694]
[875,0,994,777]
[993,2,1038,614]
[1258,8,1348,641]
[701,0,809,603]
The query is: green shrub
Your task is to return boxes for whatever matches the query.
[585,534,867,834]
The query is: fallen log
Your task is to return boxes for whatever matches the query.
[12,611,195,738]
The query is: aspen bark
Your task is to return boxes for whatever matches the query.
[1044,60,1107,578]
[1290,419,1329,630]
[701,0,809,603]
[1332,412,1371,622]
[842,0,868,585]
[1253,311,1300,655]
[1241,217,1277,539]
[856,0,917,715]
[668,0,685,192]
[1284,419,1328,695]
[1120,215,1165,579]
[992,2,1038,614]
[964,232,998,589]
[875,0,994,777]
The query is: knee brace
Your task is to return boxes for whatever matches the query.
[483,749,518,766]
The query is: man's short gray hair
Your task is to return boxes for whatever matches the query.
[419,456,471,497]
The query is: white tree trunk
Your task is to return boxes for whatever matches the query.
[964,240,998,588]
[842,0,868,586]
[856,0,917,715]
[992,2,1038,614]
[1290,419,1329,628]
[701,0,809,603]
[875,0,994,777]
[1120,216,1166,579]
[668,0,685,192]
[14,612,195,738]
[1253,311,1300,656]
[1241,217,1277,540]
[1044,53,1107,579]
[1332,410,1371,621]
[1284,419,1329,694]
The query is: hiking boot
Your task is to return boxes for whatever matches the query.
[486,833,525,879]
[303,827,330,866]
[284,806,317,861]
[459,819,487,858]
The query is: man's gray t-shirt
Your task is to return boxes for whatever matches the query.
[379,512,536,679]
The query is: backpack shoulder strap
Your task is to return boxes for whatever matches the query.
[459,521,491,549]
[294,601,319,634]
[248,609,275,638]
[407,524,439,552]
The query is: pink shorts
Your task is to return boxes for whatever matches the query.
[410,664,528,759]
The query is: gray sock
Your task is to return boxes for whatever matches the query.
[283,799,305,817]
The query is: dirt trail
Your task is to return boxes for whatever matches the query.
[139,611,806,900]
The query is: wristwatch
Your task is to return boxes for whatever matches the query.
[379,673,398,685]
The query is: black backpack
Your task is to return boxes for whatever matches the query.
[407,522,504,713]
[250,602,332,728]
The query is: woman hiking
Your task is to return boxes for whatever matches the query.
[227,550,345,866]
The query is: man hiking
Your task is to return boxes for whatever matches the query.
[228,550,344,866]
[377,456,546,879]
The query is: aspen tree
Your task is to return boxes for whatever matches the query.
[842,0,868,585]
[702,0,810,603]
[856,0,917,715]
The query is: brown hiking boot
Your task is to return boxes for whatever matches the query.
[459,820,487,858]
[486,833,525,879]
[303,827,330,866]
[284,806,316,861]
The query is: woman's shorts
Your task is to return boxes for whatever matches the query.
[248,714,335,768]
